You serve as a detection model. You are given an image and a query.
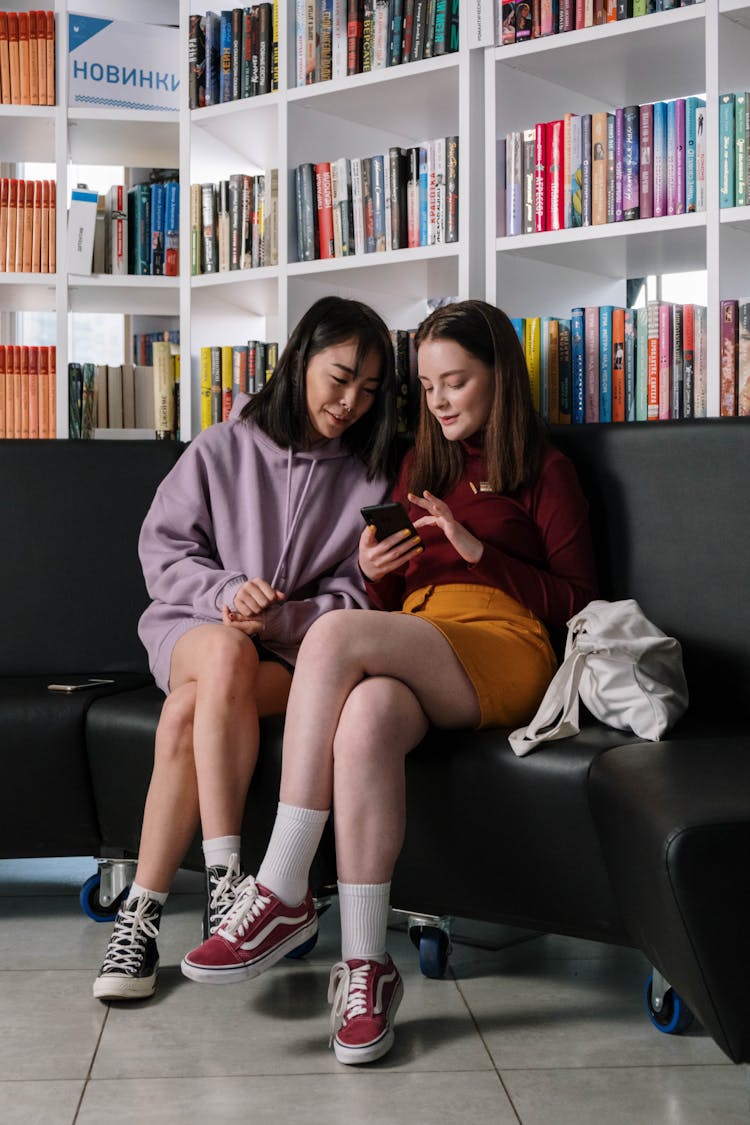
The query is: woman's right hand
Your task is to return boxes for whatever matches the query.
[222,578,285,634]
[358,523,423,582]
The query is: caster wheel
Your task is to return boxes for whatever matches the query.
[79,873,127,923]
[285,930,319,960]
[413,925,450,979]
[644,973,694,1034]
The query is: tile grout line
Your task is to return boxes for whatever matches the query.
[451,971,523,1125]
[71,1002,110,1125]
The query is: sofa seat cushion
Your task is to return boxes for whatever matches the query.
[0,674,150,858]
[589,737,750,1063]
[85,686,337,889]
[391,723,637,944]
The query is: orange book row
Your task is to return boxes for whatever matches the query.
[0,11,55,106]
[0,345,57,440]
[0,179,56,275]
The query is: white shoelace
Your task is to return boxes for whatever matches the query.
[101,896,160,973]
[328,961,372,1043]
[218,875,272,941]
[208,853,243,933]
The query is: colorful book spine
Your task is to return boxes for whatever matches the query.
[566,113,582,229]
[534,122,547,233]
[646,301,659,420]
[584,306,599,422]
[738,299,750,416]
[571,307,585,424]
[735,92,747,208]
[598,305,613,423]
[695,104,706,212]
[684,96,704,213]
[580,113,592,226]
[614,106,624,223]
[693,303,707,418]
[658,302,672,420]
[652,101,667,218]
[720,298,739,415]
[671,302,683,418]
[622,105,639,220]
[639,102,653,220]
[558,318,571,423]
[591,110,608,226]
[506,131,522,236]
[525,316,541,412]
[611,307,625,422]
[674,97,686,215]
[624,307,636,422]
[546,119,564,231]
[719,93,735,208]
[682,303,695,420]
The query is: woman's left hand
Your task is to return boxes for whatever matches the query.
[221,604,266,635]
[408,491,484,566]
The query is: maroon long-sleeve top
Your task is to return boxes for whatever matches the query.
[365,438,598,628]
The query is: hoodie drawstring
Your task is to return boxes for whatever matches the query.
[270,450,317,589]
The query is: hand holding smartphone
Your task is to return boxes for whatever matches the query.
[360,501,418,543]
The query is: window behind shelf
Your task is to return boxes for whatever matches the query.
[15,161,127,366]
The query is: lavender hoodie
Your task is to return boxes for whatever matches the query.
[138,395,389,692]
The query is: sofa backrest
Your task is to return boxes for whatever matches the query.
[1,439,184,676]
[552,419,749,718]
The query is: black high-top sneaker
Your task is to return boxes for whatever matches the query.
[93,893,162,1001]
[202,852,245,940]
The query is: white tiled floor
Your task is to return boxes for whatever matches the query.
[0,858,747,1124]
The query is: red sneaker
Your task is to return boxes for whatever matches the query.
[328,956,403,1065]
[181,877,318,984]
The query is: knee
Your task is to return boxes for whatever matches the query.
[300,609,368,664]
[333,678,417,765]
[201,626,259,687]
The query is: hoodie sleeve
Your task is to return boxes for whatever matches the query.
[138,443,248,619]
[259,543,371,646]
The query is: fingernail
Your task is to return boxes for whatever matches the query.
[401,528,412,538]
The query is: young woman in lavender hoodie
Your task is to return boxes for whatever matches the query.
[93,296,398,1002]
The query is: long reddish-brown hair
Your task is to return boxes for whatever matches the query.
[408,300,546,497]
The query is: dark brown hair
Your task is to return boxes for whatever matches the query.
[408,299,546,497]
[240,295,398,480]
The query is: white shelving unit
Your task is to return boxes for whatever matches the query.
[3,0,745,436]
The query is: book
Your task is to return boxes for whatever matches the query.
[67,186,98,274]
[521,127,535,235]
[371,153,386,251]
[106,364,123,429]
[695,103,706,212]
[584,306,599,421]
[107,184,128,276]
[738,300,750,416]
[445,136,459,243]
[580,113,592,226]
[622,105,639,220]
[598,305,613,423]
[571,308,585,424]
[685,96,705,213]
[720,298,738,415]
[524,316,541,412]
[534,122,547,232]
[591,111,608,226]
[623,307,635,422]
[546,119,564,231]
[153,339,176,438]
[693,304,707,418]
[295,164,316,261]
[128,183,151,275]
[558,318,571,424]
[671,302,683,419]
[611,307,625,422]
[646,301,659,420]
[719,93,735,208]
[735,92,747,208]
[682,303,694,420]
[657,301,672,420]
[652,101,667,218]
[351,156,366,253]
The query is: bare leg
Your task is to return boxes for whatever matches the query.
[134,625,291,892]
[280,608,480,812]
[332,676,429,883]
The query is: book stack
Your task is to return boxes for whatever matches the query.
[125,180,180,276]
[69,344,181,440]
[0,345,57,439]
[512,301,709,424]
[133,330,181,367]
[0,178,56,274]
[295,137,459,261]
[296,0,458,86]
[718,92,750,209]
[718,299,750,417]
[0,11,55,106]
[191,172,278,274]
[199,340,279,429]
[497,0,704,44]
[501,98,706,235]
[188,6,278,108]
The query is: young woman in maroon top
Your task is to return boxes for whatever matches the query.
[182,300,598,1065]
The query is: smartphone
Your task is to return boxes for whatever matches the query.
[47,678,116,693]
[361,501,418,543]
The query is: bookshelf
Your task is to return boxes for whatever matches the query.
[2,0,747,436]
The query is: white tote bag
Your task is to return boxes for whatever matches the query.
[508,599,689,757]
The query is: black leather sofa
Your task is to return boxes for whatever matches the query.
[2,421,748,1064]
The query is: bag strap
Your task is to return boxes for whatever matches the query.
[508,648,588,757]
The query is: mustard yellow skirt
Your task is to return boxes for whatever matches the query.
[400,584,557,730]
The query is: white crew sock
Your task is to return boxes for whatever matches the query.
[256,802,330,905]
[338,881,391,963]
[128,881,168,907]
[202,835,242,870]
